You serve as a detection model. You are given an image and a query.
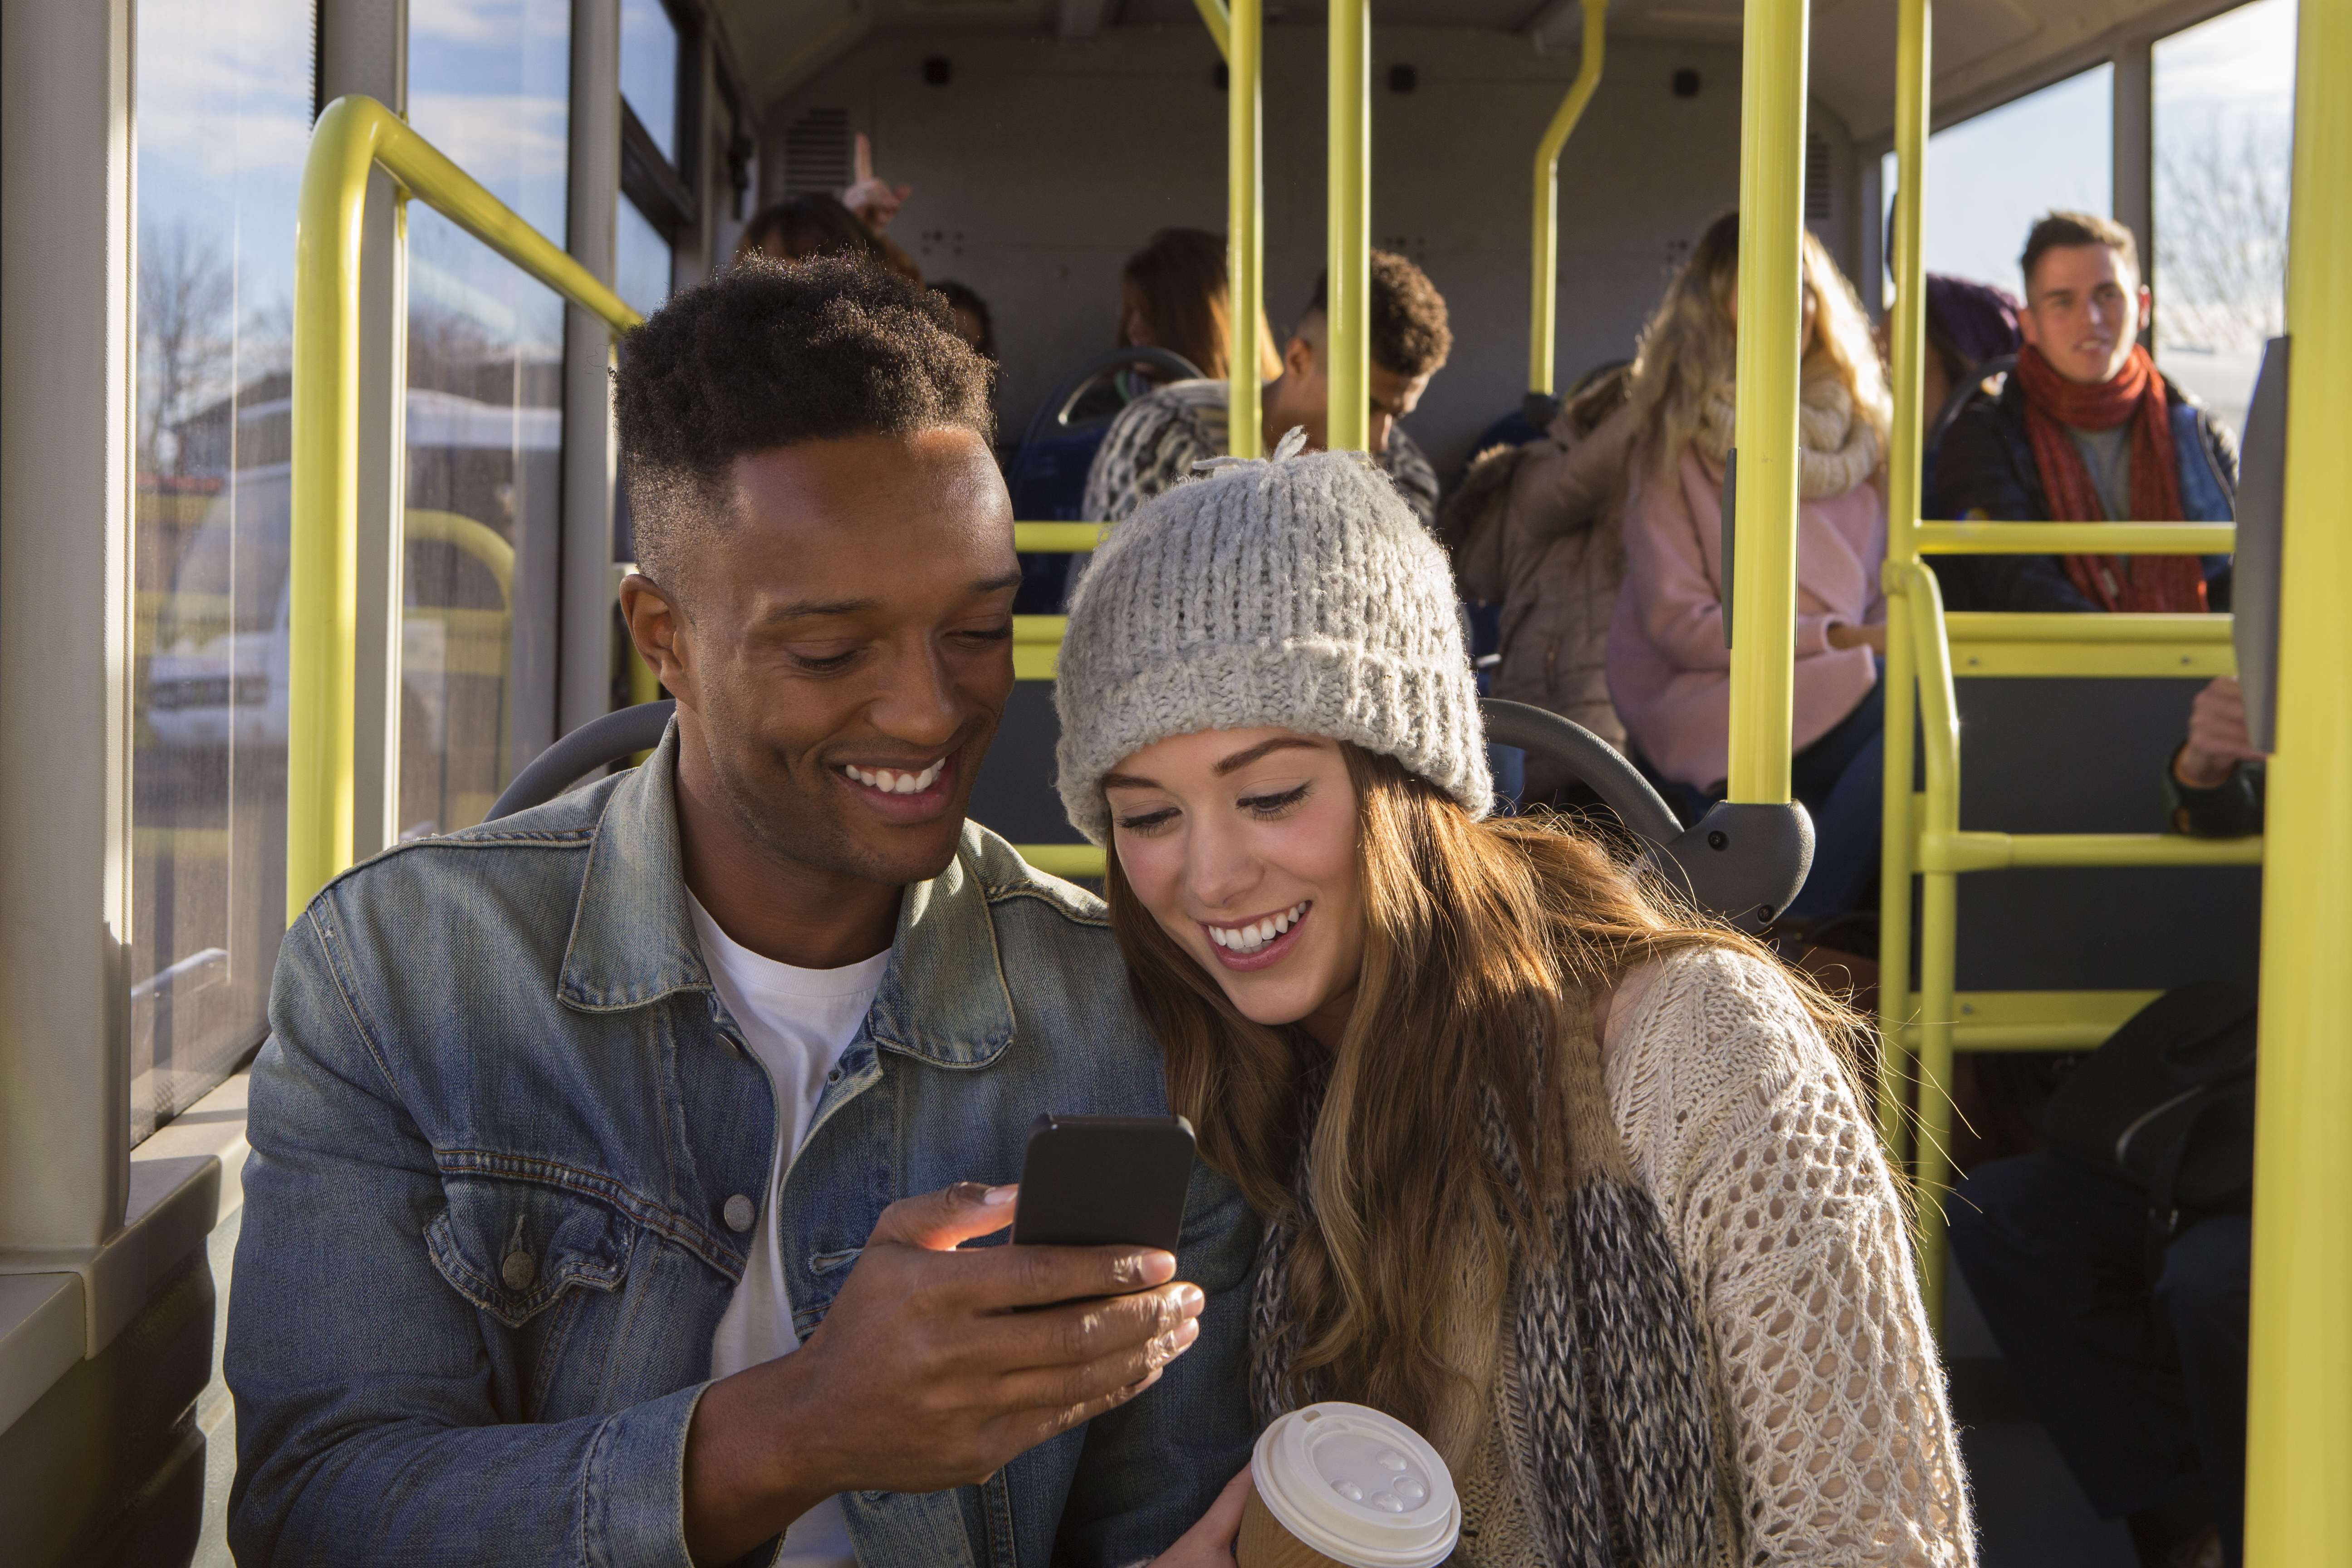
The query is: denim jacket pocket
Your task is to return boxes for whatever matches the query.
[426,1174,636,1329]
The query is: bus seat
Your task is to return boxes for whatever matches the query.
[485,701,676,822]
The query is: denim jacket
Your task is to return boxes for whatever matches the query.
[226,725,1259,1567]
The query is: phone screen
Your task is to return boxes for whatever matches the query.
[1010,1113,1196,1254]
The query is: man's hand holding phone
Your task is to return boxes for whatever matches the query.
[682,1181,1204,1563]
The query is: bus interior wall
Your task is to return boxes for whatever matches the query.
[762,25,1863,482]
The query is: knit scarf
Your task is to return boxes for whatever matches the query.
[2014,343,2206,613]
[1250,1022,1723,1567]
[1693,368,1880,500]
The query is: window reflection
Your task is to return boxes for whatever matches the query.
[405,0,570,838]
[617,194,675,317]
[130,0,313,1142]
[622,0,682,168]
[2154,0,2296,436]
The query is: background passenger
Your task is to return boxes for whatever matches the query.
[931,279,996,360]
[1929,211,2236,611]
[1605,212,1891,921]
[1442,363,1638,797]
[1083,251,1450,529]
[736,192,914,280]
[1916,274,2024,505]
[1054,441,1972,1566]
[1116,226,1283,387]
[226,258,1255,1568]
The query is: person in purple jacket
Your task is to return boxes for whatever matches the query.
[1604,211,1893,923]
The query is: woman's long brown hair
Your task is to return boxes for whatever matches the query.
[1104,746,1865,1460]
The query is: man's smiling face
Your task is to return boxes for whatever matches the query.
[638,426,1020,891]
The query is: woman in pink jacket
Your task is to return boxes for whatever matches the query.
[1606,212,1891,921]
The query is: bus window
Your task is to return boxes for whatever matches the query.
[617,196,676,317]
[622,0,684,169]
[2153,0,2296,436]
[129,0,311,1142]
[404,0,573,839]
[1882,64,2114,304]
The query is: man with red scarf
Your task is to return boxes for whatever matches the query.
[1928,211,2237,613]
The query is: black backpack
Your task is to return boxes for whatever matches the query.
[2034,983,2257,1266]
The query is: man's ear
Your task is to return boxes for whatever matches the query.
[2016,303,2044,351]
[619,573,695,708]
[2134,282,2154,341]
[1283,334,1318,382]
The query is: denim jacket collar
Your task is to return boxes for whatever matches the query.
[556,721,1016,1068]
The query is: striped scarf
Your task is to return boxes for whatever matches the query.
[1249,1043,1723,1566]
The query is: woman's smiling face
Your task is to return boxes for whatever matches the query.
[1104,727,1365,1043]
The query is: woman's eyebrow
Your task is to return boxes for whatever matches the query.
[1213,737,1321,776]
[1101,770,1159,792]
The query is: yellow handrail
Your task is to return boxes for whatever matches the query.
[1528,0,1606,397]
[289,94,641,924]
[1325,0,1369,454]
[1724,0,1809,804]
[1227,0,1264,459]
[2244,0,2352,1558]
[1917,520,2234,554]
[1191,0,1230,59]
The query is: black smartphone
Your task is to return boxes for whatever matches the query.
[1009,1113,1196,1255]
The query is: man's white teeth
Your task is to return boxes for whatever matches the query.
[845,760,944,795]
[1209,901,1310,953]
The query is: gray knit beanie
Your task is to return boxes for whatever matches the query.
[1054,434,1490,845]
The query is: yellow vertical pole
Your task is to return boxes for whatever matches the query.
[1903,559,1962,1326]
[1227,0,1263,460]
[1876,589,1916,1159]
[2243,2,2352,1561]
[1724,0,1808,804]
[1877,0,1931,1163]
[1325,0,1369,454]
[288,98,386,923]
[1528,0,1607,398]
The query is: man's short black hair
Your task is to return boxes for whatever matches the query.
[1299,250,1453,378]
[2021,210,2140,298]
[614,255,995,595]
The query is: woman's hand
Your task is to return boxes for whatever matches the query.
[840,133,911,234]
[1150,1467,1254,1568]
[1825,621,1886,654]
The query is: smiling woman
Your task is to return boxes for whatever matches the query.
[1054,443,1975,1566]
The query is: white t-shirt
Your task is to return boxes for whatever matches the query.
[691,892,892,1568]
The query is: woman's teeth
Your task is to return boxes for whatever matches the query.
[843,760,944,795]
[1208,901,1310,953]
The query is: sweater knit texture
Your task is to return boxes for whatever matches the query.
[1053,438,1490,843]
[1080,376,1441,529]
[1425,946,1973,1566]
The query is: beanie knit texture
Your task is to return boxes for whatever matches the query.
[1053,439,1490,845]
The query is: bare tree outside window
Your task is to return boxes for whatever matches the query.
[2156,114,2291,353]
[137,220,235,475]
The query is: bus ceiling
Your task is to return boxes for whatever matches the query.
[707,0,2260,147]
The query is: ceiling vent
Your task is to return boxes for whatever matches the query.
[783,108,852,196]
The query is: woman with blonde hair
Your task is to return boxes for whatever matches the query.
[1608,211,1892,922]
[1059,437,1972,1568]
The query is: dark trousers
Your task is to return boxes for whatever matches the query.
[1948,1152,2251,1566]
[1638,676,1885,921]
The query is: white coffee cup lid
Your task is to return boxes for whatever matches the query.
[1250,1402,1461,1568]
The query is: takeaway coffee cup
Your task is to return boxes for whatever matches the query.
[1237,1402,1461,1568]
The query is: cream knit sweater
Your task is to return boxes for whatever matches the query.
[1455,945,1975,1567]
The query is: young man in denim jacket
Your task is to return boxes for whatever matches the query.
[226,258,1258,1567]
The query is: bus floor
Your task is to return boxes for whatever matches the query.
[1944,1245,2140,1567]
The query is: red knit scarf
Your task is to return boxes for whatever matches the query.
[2015,343,2206,612]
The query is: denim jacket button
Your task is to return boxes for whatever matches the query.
[500,1249,536,1290]
[723,1194,757,1233]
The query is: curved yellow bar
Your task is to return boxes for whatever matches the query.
[1191,0,1231,60]
[1723,0,1810,804]
[1013,522,1112,553]
[290,95,641,924]
[1015,843,1108,880]
[1528,0,1607,397]
[2245,1,2352,1559]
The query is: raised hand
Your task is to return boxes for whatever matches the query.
[681,1181,1206,1563]
[841,132,911,234]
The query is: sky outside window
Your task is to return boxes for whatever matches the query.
[622,0,682,168]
